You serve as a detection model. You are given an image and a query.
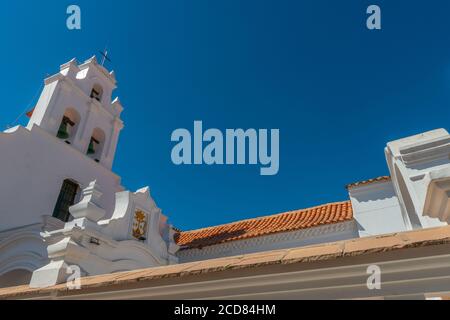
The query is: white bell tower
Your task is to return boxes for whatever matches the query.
[0,56,125,232]
[27,56,124,169]
[0,56,179,289]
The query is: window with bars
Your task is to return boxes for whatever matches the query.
[52,179,79,222]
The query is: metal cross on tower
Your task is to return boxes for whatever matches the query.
[99,49,111,66]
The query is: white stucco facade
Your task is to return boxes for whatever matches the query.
[349,179,406,237]
[0,57,178,288]
[0,56,450,291]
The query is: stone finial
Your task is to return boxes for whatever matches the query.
[111,97,124,116]
[135,186,150,197]
[109,70,116,81]
[59,58,78,71]
[59,58,80,78]
[69,180,106,222]
[82,180,103,202]
[86,55,98,65]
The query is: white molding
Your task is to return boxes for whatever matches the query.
[0,230,48,278]
[33,252,450,300]
[178,221,357,261]
[399,135,450,166]
[423,168,450,222]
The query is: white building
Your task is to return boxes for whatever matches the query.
[1,57,450,299]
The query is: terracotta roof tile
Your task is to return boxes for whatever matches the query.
[345,176,391,190]
[175,201,353,249]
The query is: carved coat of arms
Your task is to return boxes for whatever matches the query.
[132,210,148,240]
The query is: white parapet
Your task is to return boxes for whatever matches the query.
[386,129,450,230]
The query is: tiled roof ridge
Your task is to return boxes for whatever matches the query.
[345,176,391,190]
[178,200,352,234]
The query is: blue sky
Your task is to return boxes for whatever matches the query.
[1,1,450,230]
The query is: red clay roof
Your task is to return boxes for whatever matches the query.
[175,201,353,249]
[345,176,391,190]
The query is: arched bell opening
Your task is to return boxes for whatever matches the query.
[87,127,106,163]
[90,84,103,102]
[56,108,81,144]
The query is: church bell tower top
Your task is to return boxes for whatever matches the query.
[26,55,124,170]
[77,56,117,86]
[56,56,117,88]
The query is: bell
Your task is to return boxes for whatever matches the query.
[87,140,96,155]
[57,122,69,140]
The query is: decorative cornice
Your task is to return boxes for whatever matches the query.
[6,224,450,300]
[0,224,43,241]
[399,135,450,166]
[423,168,450,222]
[45,70,120,121]
[0,231,48,277]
